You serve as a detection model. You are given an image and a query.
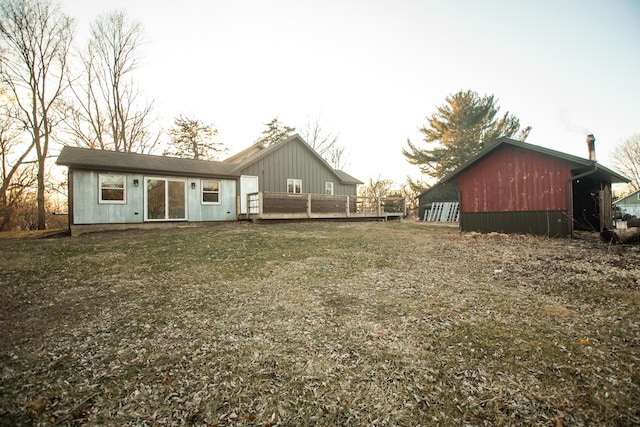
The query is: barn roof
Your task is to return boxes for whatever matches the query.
[441,137,630,184]
[56,146,238,178]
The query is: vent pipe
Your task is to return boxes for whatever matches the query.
[586,134,596,161]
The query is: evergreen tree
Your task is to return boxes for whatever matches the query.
[254,117,295,146]
[164,115,226,160]
[403,90,531,180]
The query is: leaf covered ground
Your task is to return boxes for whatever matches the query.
[0,221,639,426]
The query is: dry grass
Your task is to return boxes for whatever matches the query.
[0,221,638,426]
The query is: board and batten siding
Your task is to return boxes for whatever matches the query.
[456,144,573,237]
[238,141,356,196]
[70,169,236,224]
[458,145,572,213]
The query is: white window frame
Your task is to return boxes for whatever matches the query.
[287,178,302,194]
[325,182,334,195]
[98,173,126,204]
[201,179,221,205]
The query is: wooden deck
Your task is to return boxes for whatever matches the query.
[240,192,406,221]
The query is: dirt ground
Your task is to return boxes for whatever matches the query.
[0,221,638,426]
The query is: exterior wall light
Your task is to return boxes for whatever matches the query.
[133,179,139,187]
[191,182,196,189]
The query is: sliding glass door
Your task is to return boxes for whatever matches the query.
[145,177,186,221]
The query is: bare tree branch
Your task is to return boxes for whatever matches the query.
[66,10,158,153]
[0,0,73,229]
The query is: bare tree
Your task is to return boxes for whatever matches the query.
[0,108,37,230]
[401,176,430,215]
[612,133,640,191]
[300,115,348,170]
[68,10,158,153]
[0,0,73,230]
[358,175,394,199]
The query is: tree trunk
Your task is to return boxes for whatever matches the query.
[37,158,46,230]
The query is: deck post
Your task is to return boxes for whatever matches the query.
[259,192,264,217]
[307,193,312,217]
[377,197,381,217]
[345,195,350,217]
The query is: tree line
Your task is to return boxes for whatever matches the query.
[0,0,347,231]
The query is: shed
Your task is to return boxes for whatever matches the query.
[613,189,640,218]
[440,137,630,237]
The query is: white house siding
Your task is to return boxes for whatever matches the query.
[614,190,640,218]
[72,170,236,224]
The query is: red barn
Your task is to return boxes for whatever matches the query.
[442,137,629,237]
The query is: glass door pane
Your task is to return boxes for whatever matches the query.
[147,179,166,220]
[168,180,186,219]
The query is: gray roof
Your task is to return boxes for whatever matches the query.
[441,137,630,184]
[56,146,238,178]
[56,136,364,185]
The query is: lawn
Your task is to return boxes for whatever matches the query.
[0,221,638,426]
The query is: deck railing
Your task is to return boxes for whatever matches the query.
[246,192,405,220]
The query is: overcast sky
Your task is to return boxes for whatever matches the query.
[59,0,640,185]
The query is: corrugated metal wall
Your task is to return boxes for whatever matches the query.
[239,141,357,196]
[458,145,572,212]
[461,211,569,237]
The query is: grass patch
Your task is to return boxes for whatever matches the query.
[1,221,639,425]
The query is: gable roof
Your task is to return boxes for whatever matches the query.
[56,135,363,185]
[56,146,238,178]
[226,134,363,185]
[613,189,640,205]
[441,137,630,184]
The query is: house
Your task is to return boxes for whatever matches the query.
[613,189,640,219]
[56,135,364,235]
[224,134,362,215]
[439,136,630,237]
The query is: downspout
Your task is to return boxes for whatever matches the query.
[567,165,599,238]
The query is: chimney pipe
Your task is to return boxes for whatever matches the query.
[586,134,596,161]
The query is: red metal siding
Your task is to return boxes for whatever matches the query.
[458,145,572,213]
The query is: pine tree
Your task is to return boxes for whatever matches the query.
[164,115,226,160]
[403,90,531,180]
[254,117,295,147]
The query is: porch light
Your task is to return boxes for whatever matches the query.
[191,182,196,189]
[133,179,139,187]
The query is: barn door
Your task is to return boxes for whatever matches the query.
[240,175,259,214]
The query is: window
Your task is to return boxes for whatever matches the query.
[145,177,186,221]
[99,174,126,204]
[325,182,334,195]
[202,180,221,204]
[287,178,302,194]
